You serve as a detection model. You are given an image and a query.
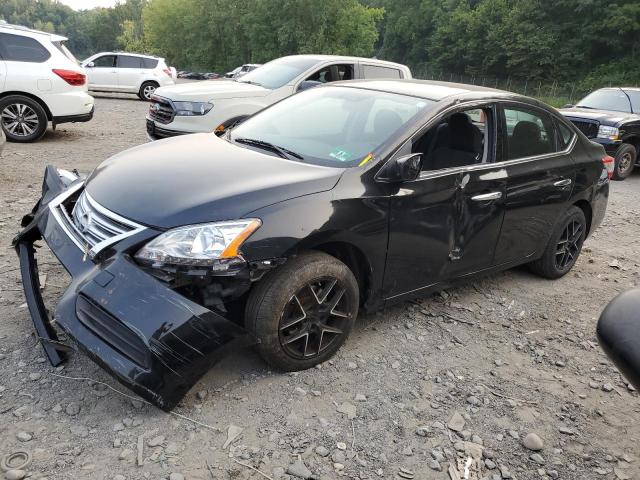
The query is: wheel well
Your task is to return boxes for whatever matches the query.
[0,91,52,121]
[624,137,640,159]
[312,242,371,307]
[573,199,592,236]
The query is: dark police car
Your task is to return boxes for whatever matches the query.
[561,87,640,180]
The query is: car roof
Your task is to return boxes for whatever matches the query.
[280,54,409,70]
[330,79,511,101]
[596,87,640,92]
[0,22,67,42]
[92,51,162,60]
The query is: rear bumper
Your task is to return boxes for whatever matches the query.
[53,106,95,125]
[13,167,248,410]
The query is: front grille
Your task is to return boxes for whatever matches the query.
[148,96,175,124]
[570,120,599,139]
[76,295,150,368]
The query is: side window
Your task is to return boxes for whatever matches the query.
[0,33,50,63]
[305,64,354,83]
[117,55,142,68]
[141,57,159,69]
[413,107,490,171]
[503,106,555,160]
[93,55,116,68]
[362,64,402,79]
[556,120,574,150]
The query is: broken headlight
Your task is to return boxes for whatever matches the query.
[135,219,261,267]
[173,101,213,116]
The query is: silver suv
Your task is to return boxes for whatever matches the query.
[81,52,176,101]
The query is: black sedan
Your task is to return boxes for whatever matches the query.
[561,87,640,180]
[15,80,610,409]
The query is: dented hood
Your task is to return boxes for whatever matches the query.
[154,79,271,102]
[85,134,342,229]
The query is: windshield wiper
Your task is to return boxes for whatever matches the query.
[234,137,304,160]
[575,105,596,109]
[238,80,262,86]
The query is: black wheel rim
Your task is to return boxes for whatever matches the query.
[618,152,633,174]
[1,103,39,137]
[555,219,584,270]
[279,277,352,360]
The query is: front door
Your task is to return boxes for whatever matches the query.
[384,104,505,298]
[86,54,118,89]
[493,103,576,265]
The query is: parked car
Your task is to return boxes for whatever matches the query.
[598,288,640,391]
[81,52,176,101]
[225,63,262,78]
[15,80,609,409]
[146,54,412,140]
[560,88,640,180]
[0,23,94,142]
[204,72,222,80]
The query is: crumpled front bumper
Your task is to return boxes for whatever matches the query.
[13,166,249,410]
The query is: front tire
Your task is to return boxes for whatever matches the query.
[138,81,159,101]
[246,251,359,371]
[0,95,48,142]
[529,206,586,279]
[612,143,636,181]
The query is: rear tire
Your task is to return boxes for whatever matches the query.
[246,251,359,371]
[138,81,159,101]
[612,143,636,180]
[529,206,586,279]
[0,95,48,143]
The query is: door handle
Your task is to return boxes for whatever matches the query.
[471,191,503,202]
[554,178,572,187]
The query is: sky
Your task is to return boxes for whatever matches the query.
[57,0,119,10]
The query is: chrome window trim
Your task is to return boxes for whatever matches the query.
[49,183,146,258]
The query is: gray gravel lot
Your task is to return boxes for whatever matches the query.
[0,94,639,480]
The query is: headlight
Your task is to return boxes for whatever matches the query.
[173,101,213,116]
[597,125,620,140]
[135,219,261,267]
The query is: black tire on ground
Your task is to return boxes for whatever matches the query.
[138,81,159,101]
[246,251,359,371]
[528,206,586,279]
[0,95,48,143]
[612,143,636,181]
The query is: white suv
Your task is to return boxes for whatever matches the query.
[0,23,94,143]
[82,52,176,101]
[146,55,411,140]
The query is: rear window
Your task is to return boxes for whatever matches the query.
[118,55,142,68]
[0,32,50,63]
[362,64,402,79]
[52,41,78,64]
[141,57,159,69]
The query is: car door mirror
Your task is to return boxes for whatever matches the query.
[85,61,95,68]
[376,153,423,182]
[597,288,640,391]
[562,103,574,108]
[297,80,322,92]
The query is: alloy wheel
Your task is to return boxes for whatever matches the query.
[279,277,352,359]
[143,85,156,100]
[555,219,583,270]
[1,103,39,137]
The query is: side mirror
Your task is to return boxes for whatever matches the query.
[297,80,322,92]
[597,288,640,391]
[562,104,574,109]
[85,61,95,68]
[376,153,423,182]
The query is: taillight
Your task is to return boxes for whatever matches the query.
[602,155,615,179]
[52,69,86,86]
[163,68,172,77]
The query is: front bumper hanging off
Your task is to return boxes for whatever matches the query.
[13,166,249,410]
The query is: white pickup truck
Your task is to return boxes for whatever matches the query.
[146,54,411,140]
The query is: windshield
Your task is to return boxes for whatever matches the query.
[52,41,78,64]
[237,57,320,89]
[577,89,632,113]
[230,86,433,167]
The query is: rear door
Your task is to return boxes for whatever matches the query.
[0,57,6,91]
[116,55,144,92]
[492,103,576,265]
[361,63,404,80]
[87,54,118,89]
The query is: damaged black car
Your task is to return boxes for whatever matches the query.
[15,80,610,410]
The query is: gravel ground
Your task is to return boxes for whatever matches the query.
[0,94,639,480]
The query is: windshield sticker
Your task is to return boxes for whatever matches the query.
[329,148,354,162]
[358,153,374,167]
